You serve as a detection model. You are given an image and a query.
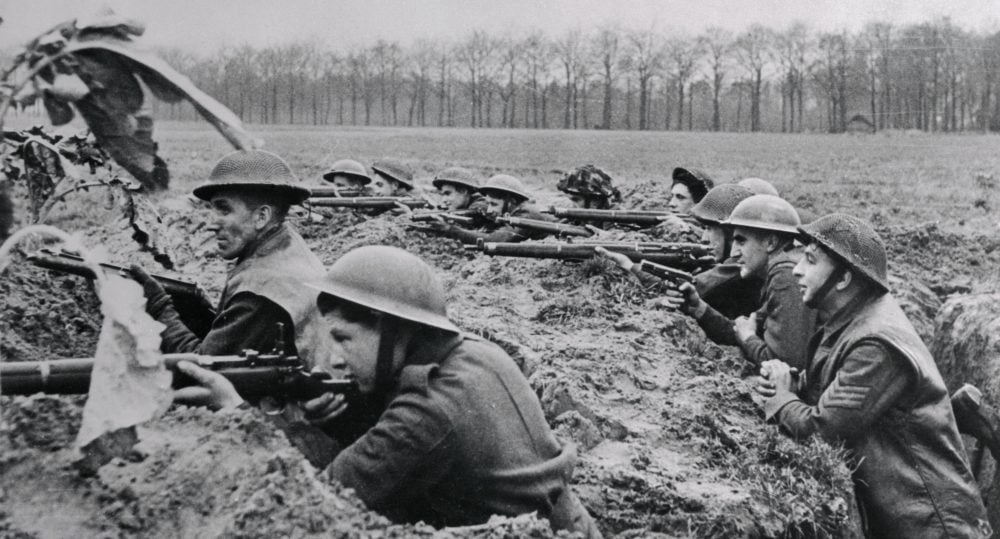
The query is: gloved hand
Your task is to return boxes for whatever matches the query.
[129,264,168,302]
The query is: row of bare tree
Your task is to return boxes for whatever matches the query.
[146,18,1000,133]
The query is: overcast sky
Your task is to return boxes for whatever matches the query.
[1,0,997,52]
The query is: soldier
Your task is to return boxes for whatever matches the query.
[129,149,340,464]
[663,195,816,371]
[668,167,714,214]
[172,246,602,537]
[557,165,622,210]
[436,174,557,243]
[321,158,371,194]
[369,159,415,197]
[598,183,762,319]
[756,214,990,538]
[432,166,487,213]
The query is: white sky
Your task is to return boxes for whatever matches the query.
[1,0,997,53]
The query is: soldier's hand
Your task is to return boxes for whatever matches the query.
[657,214,692,232]
[301,391,349,428]
[594,246,633,271]
[392,201,413,216]
[759,360,795,396]
[128,264,167,301]
[173,360,244,411]
[426,215,450,231]
[734,313,757,342]
[657,282,705,317]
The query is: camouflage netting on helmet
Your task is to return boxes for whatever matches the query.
[799,213,888,291]
[557,165,622,203]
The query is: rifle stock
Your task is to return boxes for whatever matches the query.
[544,207,698,226]
[27,249,217,338]
[0,351,358,402]
[308,196,431,209]
[469,240,714,271]
[411,210,476,226]
[496,216,593,238]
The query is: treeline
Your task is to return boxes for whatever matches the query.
[135,19,1000,133]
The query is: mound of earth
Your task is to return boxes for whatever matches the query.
[0,396,554,538]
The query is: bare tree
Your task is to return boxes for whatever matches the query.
[593,25,621,129]
[627,29,664,130]
[773,22,810,132]
[455,30,498,127]
[522,31,550,128]
[665,35,704,130]
[699,27,732,131]
[734,24,772,132]
[554,29,583,129]
[496,35,523,128]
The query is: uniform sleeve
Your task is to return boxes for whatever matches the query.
[326,389,456,512]
[737,264,812,370]
[148,291,292,356]
[764,340,914,442]
[695,304,739,347]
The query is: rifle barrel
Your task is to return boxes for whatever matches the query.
[309,197,431,209]
[547,207,697,226]
[308,186,366,198]
[499,216,593,238]
[28,250,200,299]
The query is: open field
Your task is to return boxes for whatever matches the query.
[3,122,1000,537]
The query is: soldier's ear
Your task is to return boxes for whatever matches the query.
[253,204,274,230]
[834,268,853,291]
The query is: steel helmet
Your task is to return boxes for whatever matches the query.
[480,174,529,202]
[322,159,371,185]
[738,177,779,196]
[193,150,310,204]
[371,159,414,189]
[672,167,714,203]
[689,184,755,225]
[557,165,622,202]
[724,194,800,235]
[305,245,459,333]
[798,213,889,292]
[432,167,479,191]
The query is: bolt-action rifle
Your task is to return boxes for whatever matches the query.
[308,196,432,210]
[410,209,477,226]
[543,207,698,227]
[466,239,714,272]
[496,215,594,238]
[27,248,216,338]
[0,349,358,402]
[308,186,367,199]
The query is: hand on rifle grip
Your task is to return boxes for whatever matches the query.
[173,360,244,411]
[392,201,414,216]
[129,264,167,301]
[593,246,632,271]
[301,391,349,428]
[658,281,703,317]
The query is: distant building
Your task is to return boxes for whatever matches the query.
[846,114,876,134]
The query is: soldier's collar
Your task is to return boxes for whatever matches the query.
[405,332,464,367]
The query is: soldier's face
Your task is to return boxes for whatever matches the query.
[794,243,839,308]
[322,308,381,394]
[369,173,396,197]
[330,174,363,192]
[440,184,471,210]
[484,194,508,218]
[731,227,770,279]
[568,194,588,208]
[669,183,694,213]
[208,193,265,260]
[702,224,728,261]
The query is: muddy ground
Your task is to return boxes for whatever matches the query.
[3,186,999,537]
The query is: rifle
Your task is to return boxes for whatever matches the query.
[27,249,217,338]
[411,209,477,226]
[496,215,594,238]
[308,196,432,210]
[543,207,698,227]
[466,239,714,272]
[308,186,366,198]
[0,349,358,402]
[636,260,695,286]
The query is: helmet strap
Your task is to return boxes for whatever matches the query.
[373,315,401,405]
[722,228,733,260]
[808,265,846,309]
